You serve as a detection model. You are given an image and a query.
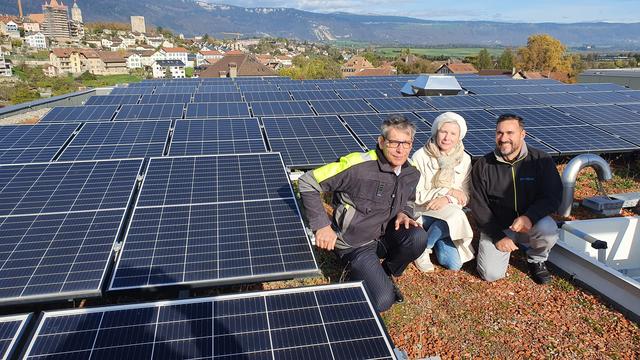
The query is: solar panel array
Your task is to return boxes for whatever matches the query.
[110,153,318,290]
[170,118,266,156]
[24,283,395,360]
[0,314,30,360]
[0,124,78,164]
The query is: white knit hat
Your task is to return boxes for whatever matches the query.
[431,111,467,140]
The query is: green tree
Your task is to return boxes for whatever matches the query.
[393,57,435,74]
[278,55,342,79]
[476,48,493,70]
[498,48,514,70]
[164,67,172,79]
[361,52,383,67]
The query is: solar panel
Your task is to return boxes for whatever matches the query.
[554,105,640,125]
[543,84,596,93]
[85,95,140,106]
[310,99,375,115]
[423,95,486,110]
[169,118,266,156]
[237,84,281,92]
[0,314,30,360]
[0,123,78,164]
[583,83,628,91]
[110,153,318,290]
[243,91,292,102]
[487,107,585,128]
[597,123,640,147]
[25,283,395,360]
[277,83,320,91]
[251,100,314,117]
[153,86,196,95]
[261,115,364,168]
[341,112,427,135]
[58,120,171,161]
[40,105,118,123]
[315,82,356,90]
[110,87,154,95]
[367,97,435,112]
[620,103,640,113]
[355,81,402,90]
[570,91,640,104]
[140,93,192,104]
[473,94,543,108]
[416,109,497,130]
[336,89,389,99]
[0,159,142,304]
[290,90,341,101]
[192,92,244,103]
[463,130,558,157]
[198,85,240,93]
[527,125,639,154]
[620,91,640,101]
[185,102,251,118]
[525,92,594,106]
[115,103,184,121]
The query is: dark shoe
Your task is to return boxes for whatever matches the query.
[389,276,404,303]
[528,261,552,284]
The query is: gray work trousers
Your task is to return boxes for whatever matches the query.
[476,216,558,282]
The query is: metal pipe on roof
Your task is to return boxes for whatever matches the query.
[559,154,612,217]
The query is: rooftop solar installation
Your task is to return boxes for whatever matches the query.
[525,92,594,106]
[315,82,356,90]
[0,123,78,164]
[197,85,240,93]
[596,123,640,147]
[0,159,142,304]
[115,103,184,121]
[416,109,497,130]
[472,94,543,108]
[140,93,192,104]
[527,125,639,154]
[487,106,585,128]
[25,283,395,360]
[250,100,314,117]
[570,91,640,104]
[277,83,320,91]
[192,92,244,103]
[341,112,427,135]
[543,84,596,93]
[310,99,375,115]
[40,105,118,123]
[110,153,318,290]
[582,83,628,91]
[462,129,559,158]
[367,97,435,112]
[423,95,487,110]
[262,115,364,168]
[85,95,140,106]
[169,118,266,156]
[186,102,252,119]
[109,87,154,95]
[554,105,640,125]
[290,90,341,101]
[0,314,31,360]
[237,84,281,92]
[243,91,292,102]
[620,91,640,101]
[336,89,390,99]
[620,103,640,113]
[57,120,171,161]
[354,81,402,90]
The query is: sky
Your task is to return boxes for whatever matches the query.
[212,0,640,23]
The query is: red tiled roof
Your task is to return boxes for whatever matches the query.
[162,47,188,53]
[443,63,478,74]
[200,50,223,55]
[198,53,276,78]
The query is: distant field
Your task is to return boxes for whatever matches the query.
[376,47,505,58]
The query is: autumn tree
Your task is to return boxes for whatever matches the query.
[475,49,493,70]
[517,34,571,73]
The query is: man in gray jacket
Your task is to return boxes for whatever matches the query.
[471,113,562,284]
[299,115,427,312]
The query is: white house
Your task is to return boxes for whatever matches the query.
[5,21,20,39]
[152,59,185,79]
[101,38,113,48]
[160,47,189,65]
[25,32,47,49]
[197,50,224,66]
[0,54,12,77]
[125,53,142,69]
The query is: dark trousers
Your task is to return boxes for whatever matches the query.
[336,220,427,312]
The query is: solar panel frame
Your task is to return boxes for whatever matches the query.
[109,153,319,291]
[569,91,640,104]
[527,125,639,155]
[197,85,240,93]
[276,83,320,91]
[115,103,184,121]
[336,89,389,99]
[0,313,31,360]
[0,123,78,151]
[250,100,314,117]
[525,92,595,106]
[109,87,155,95]
[40,105,119,123]
[85,95,140,106]
[25,283,396,360]
[596,122,640,147]
[153,86,197,95]
[554,104,640,125]
[310,99,375,115]
[192,92,244,103]
[243,91,293,102]
[169,118,267,156]
[185,102,251,119]
[237,84,281,92]
[487,106,586,128]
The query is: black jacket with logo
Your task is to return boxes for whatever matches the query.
[470,143,562,242]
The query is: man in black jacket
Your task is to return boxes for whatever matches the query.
[470,114,562,284]
[298,115,427,312]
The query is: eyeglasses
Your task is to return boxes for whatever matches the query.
[384,137,412,149]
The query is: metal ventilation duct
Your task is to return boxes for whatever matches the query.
[402,74,463,96]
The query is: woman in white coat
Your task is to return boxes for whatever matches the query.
[412,112,474,271]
